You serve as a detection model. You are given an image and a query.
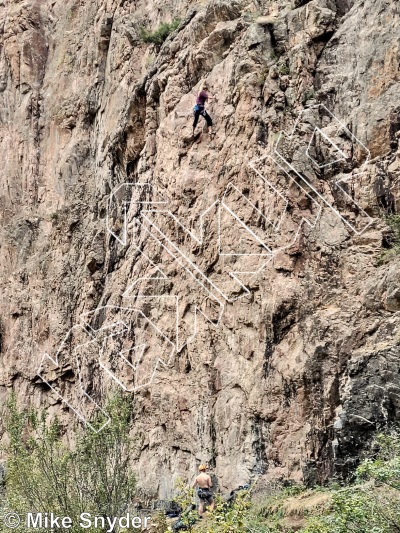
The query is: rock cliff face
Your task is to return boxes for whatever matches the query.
[1,0,400,497]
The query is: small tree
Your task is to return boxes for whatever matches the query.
[2,392,136,532]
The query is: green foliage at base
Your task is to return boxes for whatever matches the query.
[145,511,168,533]
[2,392,400,533]
[139,19,181,45]
[278,63,290,75]
[379,214,400,263]
[249,484,310,532]
[157,432,400,533]
[302,89,316,104]
[198,491,251,533]
[1,392,136,533]
[168,482,252,533]
[304,432,400,532]
[173,479,199,532]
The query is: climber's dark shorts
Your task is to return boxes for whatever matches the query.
[193,105,213,129]
[197,488,213,503]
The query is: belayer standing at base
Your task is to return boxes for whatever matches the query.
[192,85,215,137]
[192,464,215,516]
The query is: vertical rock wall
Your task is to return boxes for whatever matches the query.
[0,0,400,496]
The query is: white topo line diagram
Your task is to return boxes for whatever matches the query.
[250,104,374,241]
[37,181,275,430]
[37,305,175,432]
[107,180,277,359]
[37,104,375,431]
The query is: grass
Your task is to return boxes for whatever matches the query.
[278,63,290,75]
[160,433,400,533]
[378,214,400,264]
[251,484,311,530]
[139,18,181,46]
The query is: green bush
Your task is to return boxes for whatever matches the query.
[379,214,400,263]
[171,479,198,532]
[139,19,181,45]
[302,89,316,104]
[196,489,252,533]
[1,392,136,533]
[185,431,400,532]
[278,63,290,75]
[303,432,400,533]
[169,434,400,533]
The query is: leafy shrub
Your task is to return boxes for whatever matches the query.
[303,432,400,533]
[302,89,316,104]
[1,392,136,533]
[147,511,168,533]
[278,63,290,75]
[171,479,198,532]
[167,434,400,533]
[139,19,181,46]
[196,489,252,533]
[379,214,400,263]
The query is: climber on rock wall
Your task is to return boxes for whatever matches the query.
[192,85,216,139]
[192,464,215,516]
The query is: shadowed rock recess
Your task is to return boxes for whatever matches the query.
[0,0,400,497]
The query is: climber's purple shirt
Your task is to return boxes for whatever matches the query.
[196,91,208,106]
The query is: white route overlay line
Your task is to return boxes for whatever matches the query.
[37,306,175,431]
[38,324,113,433]
[40,103,375,430]
[274,103,374,235]
[106,182,167,246]
[248,154,323,252]
[220,184,274,256]
[122,293,224,355]
[140,210,270,304]
[120,250,199,355]
[295,104,371,174]
[306,126,347,169]
[122,222,226,354]
[79,305,175,391]
[86,180,277,426]
[111,182,274,303]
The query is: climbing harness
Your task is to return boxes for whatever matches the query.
[197,488,213,501]
[193,104,207,116]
